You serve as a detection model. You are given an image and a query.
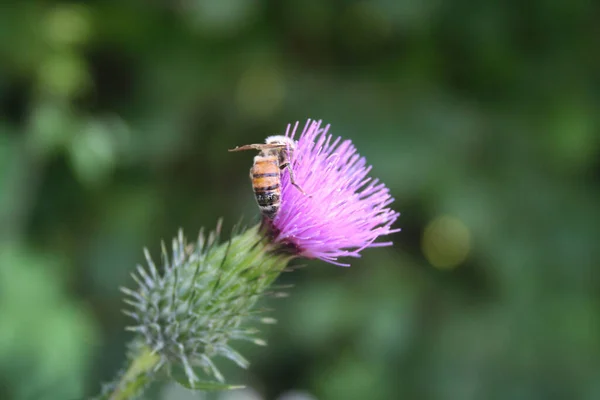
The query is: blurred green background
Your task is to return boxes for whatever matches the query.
[1,1,599,399]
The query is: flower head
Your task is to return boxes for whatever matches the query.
[268,119,400,266]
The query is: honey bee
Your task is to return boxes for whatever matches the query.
[229,135,307,219]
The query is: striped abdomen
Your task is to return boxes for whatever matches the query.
[250,155,281,219]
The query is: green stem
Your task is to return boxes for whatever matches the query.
[107,345,161,400]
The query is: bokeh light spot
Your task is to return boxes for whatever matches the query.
[277,390,318,400]
[38,53,89,98]
[28,103,75,155]
[68,120,116,186]
[44,4,91,46]
[185,0,258,36]
[220,387,263,400]
[422,215,471,269]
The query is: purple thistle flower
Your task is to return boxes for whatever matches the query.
[268,119,400,266]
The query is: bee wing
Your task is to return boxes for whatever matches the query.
[228,143,287,152]
[228,144,261,152]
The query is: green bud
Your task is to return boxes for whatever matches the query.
[98,221,292,399]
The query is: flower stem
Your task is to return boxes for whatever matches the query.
[108,345,161,400]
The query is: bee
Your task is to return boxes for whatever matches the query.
[229,135,307,219]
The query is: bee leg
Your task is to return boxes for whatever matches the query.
[281,162,310,197]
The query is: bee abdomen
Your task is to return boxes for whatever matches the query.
[254,183,280,192]
[255,191,280,207]
[255,190,280,220]
[250,157,281,219]
[261,205,278,219]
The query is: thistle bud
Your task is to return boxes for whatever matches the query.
[99,221,291,399]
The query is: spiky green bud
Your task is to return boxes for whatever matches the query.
[98,221,292,399]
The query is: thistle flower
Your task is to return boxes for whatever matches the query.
[268,119,400,266]
[98,119,399,399]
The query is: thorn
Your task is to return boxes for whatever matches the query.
[121,310,139,320]
[125,325,146,333]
